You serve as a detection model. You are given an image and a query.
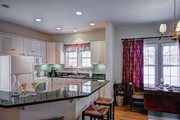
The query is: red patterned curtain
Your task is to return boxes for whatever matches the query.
[122,39,144,93]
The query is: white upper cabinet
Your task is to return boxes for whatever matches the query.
[0,33,65,65]
[46,42,56,64]
[32,40,41,54]
[1,34,24,53]
[91,41,106,64]
[40,42,47,64]
[24,39,32,54]
[56,42,64,64]
[24,38,41,56]
[0,34,2,52]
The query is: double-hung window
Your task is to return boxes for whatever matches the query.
[162,43,180,87]
[66,52,78,67]
[80,51,91,67]
[143,42,180,87]
[65,43,91,68]
[143,45,157,87]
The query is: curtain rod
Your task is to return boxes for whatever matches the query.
[121,35,172,41]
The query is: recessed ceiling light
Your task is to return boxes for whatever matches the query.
[35,18,42,22]
[56,27,61,30]
[73,29,77,32]
[1,4,10,8]
[90,23,95,26]
[76,12,82,15]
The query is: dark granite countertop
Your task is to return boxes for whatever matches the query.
[47,72,106,80]
[48,76,93,79]
[48,75,105,80]
[0,79,109,108]
[144,87,180,97]
[144,87,180,92]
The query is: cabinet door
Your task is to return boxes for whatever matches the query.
[40,42,47,64]
[2,35,13,52]
[1,34,23,53]
[24,39,33,54]
[91,41,99,64]
[99,41,106,64]
[0,34,3,52]
[32,40,41,54]
[56,42,64,64]
[24,39,41,56]
[11,37,24,53]
[91,41,106,64]
[47,42,56,64]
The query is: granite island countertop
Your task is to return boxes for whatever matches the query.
[0,78,109,108]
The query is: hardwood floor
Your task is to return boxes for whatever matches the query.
[115,106,147,120]
[115,106,180,120]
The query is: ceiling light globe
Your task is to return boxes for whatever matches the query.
[176,20,180,32]
[160,23,167,34]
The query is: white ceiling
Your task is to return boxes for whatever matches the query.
[0,0,180,34]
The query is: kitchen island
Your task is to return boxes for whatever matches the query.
[0,78,109,120]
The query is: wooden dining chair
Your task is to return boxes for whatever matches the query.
[129,82,144,111]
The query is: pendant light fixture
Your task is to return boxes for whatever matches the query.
[159,0,180,40]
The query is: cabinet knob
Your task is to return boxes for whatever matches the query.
[11,49,15,51]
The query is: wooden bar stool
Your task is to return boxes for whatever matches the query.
[94,97,114,120]
[82,105,109,120]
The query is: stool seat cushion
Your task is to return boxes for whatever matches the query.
[132,94,144,99]
[84,105,108,117]
[95,97,114,105]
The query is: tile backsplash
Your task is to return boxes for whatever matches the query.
[93,64,106,73]
[35,64,106,77]
[35,64,64,76]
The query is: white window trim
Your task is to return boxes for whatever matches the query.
[65,51,92,68]
[65,51,78,68]
[144,44,158,87]
[161,43,180,87]
[144,41,180,87]
[79,51,91,68]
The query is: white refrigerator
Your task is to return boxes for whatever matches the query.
[0,55,33,92]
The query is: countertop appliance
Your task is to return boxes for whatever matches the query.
[0,55,33,92]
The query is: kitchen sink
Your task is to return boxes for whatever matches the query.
[62,75,86,78]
